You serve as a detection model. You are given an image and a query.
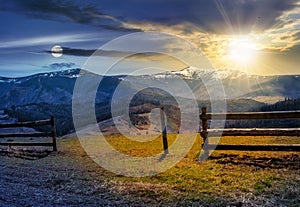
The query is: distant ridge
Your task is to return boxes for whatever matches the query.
[0,67,299,109]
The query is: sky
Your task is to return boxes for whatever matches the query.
[0,0,299,77]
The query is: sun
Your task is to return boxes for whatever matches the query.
[227,36,258,66]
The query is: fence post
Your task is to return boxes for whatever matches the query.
[50,116,57,151]
[200,107,209,161]
[160,107,168,153]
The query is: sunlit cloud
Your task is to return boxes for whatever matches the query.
[0,0,299,76]
[122,0,300,74]
[262,2,300,51]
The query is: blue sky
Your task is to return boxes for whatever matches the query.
[0,0,299,77]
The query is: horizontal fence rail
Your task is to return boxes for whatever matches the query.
[0,142,54,147]
[0,132,52,138]
[0,116,57,151]
[205,128,300,137]
[200,110,300,120]
[206,144,300,151]
[0,119,52,128]
[199,107,300,160]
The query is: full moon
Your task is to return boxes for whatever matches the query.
[51,45,63,58]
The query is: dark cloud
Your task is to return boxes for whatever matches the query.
[0,0,140,32]
[44,47,174,61]
[291,31,300,41]
[44,62,76,69]
[98,0,298,34]
[45,47,126,57]
[278,30,300,43]
[1,0,297,34]
[49,47,96,57]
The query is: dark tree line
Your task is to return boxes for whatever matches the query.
[259,97,300,112]
[225,97,300,129]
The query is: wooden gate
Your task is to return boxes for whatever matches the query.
[199,107,300,159]
[0,116,57,151]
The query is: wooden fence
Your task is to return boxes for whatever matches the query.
[199,107,300,159]
[0,116,57,151]
[160,107,169,153]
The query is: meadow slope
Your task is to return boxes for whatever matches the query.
[0,135,299,206]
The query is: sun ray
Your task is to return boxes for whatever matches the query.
[221,35,259,73]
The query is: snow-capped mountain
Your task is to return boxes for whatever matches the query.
[0,67,299,109]
[0,69,77,108]
[123,66,299,101]
[1,67,298,136]
[154,66,249,80]
[0,69,110,108]
[0,69,82,83]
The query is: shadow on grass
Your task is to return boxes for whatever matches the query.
[209,153,300,169]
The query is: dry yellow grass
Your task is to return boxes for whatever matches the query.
[56,134,300,206]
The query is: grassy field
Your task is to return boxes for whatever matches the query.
[1,134,299,206]
[59,134,300,206]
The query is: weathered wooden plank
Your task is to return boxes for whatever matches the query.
[200,110,300,120]
[0,117,56,151]
[199,108,300,155]
[199,107,209,161]
[0,142,53,147]
[204,144,300,151]
[50,116,57,151]
[204,128,300,137]
[160,107,168,153]
[0,119,51,128]
[0,132,52,138]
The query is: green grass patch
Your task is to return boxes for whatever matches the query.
[59,134,300,206]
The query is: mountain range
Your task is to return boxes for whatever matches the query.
[0,67,299,109]
[0,67,299,135]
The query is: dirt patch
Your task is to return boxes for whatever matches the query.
[0,138,181,207]
[0,148,51,160]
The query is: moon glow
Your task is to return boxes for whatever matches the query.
[51,45,63,58]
